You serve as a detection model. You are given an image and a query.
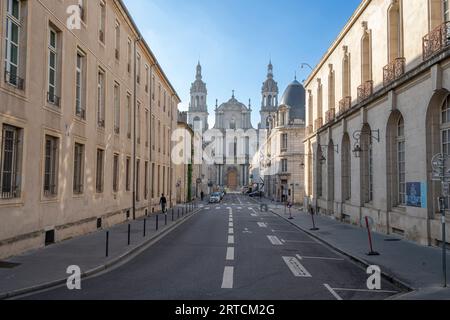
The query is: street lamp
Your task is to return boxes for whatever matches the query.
[352,128,380,158]
[300,63,314,71]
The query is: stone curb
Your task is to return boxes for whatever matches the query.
[267,208,414,297]
[0,207,201,300]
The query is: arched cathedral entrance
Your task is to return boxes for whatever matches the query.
[226,167,238,191]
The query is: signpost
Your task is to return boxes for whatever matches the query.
[362,216,379,256]
[431,153,449,288]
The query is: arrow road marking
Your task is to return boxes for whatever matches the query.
[282,257,312,278]
[267,235,283,245]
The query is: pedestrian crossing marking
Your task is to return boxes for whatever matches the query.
[267,235,283,245]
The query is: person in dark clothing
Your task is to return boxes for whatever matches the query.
[160,194,167,213]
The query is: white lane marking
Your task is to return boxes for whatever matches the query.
[282,257,312,278]
[226,247,235,261]
[221,266,234,289]
[258,222,268,228]
[324,284,343,301]
[228,207,233,215]
[205,207,210,210]
[243,228,252,234]
[228,235,235,244]
[216,207,221,210]
[296,254,344,261]
[251,214,258,217]
[228,228,234,234]
[331,287,398,294]
[267,235,283,245]
[271,230,298,233]
[237,197,242,204]
[229,222,234,228]
[282,240,317,244]
[237,207,242,210]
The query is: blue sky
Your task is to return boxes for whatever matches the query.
[123,0,361,127]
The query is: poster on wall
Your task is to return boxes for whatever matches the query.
[406,182,427,208]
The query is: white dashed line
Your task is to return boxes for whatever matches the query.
[296,254,344,261]
[226,247,235,261]
[221,266,234,289]
[324,284,343,301]
[216,207,221,210]
[228,235,235,244]
[228,228,234,235]
[282,256,312,278]
[229,222,234,228]
[267,235,283,245]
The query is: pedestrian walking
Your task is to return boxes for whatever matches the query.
[160,194,167,213]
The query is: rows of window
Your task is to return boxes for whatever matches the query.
[0,124,170,201]
[308,0,450,133]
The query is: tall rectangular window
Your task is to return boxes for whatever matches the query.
[157,165,160,196]
[145,65,149,93]
[137,102,141,144]
[78,0,86,22]
[44,135,59,196]
[136,53,141,84]
[114,83,120,134]
[127,39,132,73]
[48,27,59,105]
[96,148,104,193]
[281,159,288,173]
[115,22,120,60]
[97,70,105,127]
[144,161,148,200]
[75,51,86,119]
[126,94,131,139]
[445,0,450,22]
[281,133,288,151]
[125,156,131,191]
[73,143,84,194]
[5,0,22,88]
[163,91,166,113]
[152,115,155,151]
[0,125,22,199]
[113,153,119,193]
[151,163,155,198]
[136,159,140,201]
[145,110,149,147]
[99,1,105,43]
[158,121,161,153]
[152,75,155,100]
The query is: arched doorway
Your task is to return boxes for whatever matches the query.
[226,167,238,191]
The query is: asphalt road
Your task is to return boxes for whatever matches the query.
[22,194,402,300]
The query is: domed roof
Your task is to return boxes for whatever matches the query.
[280,79,306,121]
[217,91,249,112]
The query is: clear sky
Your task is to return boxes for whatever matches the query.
[123,0,361,127]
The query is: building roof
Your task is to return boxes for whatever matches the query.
[280,79,306,121]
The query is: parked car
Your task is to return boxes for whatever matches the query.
[209,193,221,203]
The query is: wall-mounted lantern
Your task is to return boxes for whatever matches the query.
[352,128,380,158]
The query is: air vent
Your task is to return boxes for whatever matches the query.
[45,230,55,246]
[97,218,102,229]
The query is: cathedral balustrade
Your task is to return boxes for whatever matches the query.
[423,21,450,61]
[383,57,406,86]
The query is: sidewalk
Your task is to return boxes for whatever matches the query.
[254,197,450,300]
[0,203,200,299]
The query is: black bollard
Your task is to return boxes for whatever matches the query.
[156,214,159,231]
[127,223,131,245]
[177,208,180,219]
[172,208,174,221]
[106,231,109,257]
[143,218,146,237]
[165,213,167,226]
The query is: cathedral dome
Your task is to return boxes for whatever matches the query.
[280,79,306,121]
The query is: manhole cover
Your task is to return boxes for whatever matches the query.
[0,261,21,269]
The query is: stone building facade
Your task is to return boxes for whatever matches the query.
[0,0,180,259]
[304,0,450,246]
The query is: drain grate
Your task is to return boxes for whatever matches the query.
[0,261,21,269]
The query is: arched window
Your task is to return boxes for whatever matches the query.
[388,1,403,62]
[442,96,450,208]
[268,95,272,107]
[308,91,314,127]
[317,144,323,198]
[342,52,351,99]
[397,116,406,205]
[429,0,448,30]
[387,111,406,208]
[196,96,200,108]
[327,140,335,205]
[328,65,335,110]
[445,0,450,21]
[230,118,236,130]
[360,124,374,203]
[361,30,372,83]
[342,133,351,201]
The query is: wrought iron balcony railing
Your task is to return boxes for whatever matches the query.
[357,80,374,103]
[325,108,335,123]
[5,71,24,90]
[314,117,323,132]
[423,21,450,61]
[383,57,406,86]
[338,96,352,115]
